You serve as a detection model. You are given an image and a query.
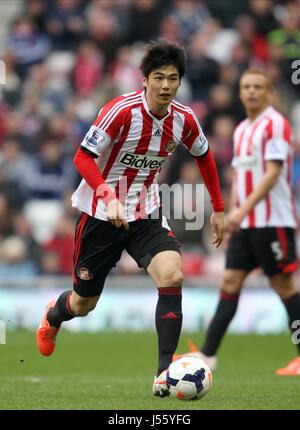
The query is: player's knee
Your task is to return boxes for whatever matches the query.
[159,268,183,288]
[220,273,241,295]
[171,270,184,288]
[271,283,295,300]
[270,274,296,300]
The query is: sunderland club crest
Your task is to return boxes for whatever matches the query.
[165,140,177,153]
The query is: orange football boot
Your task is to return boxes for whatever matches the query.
[275,357,300,376]
[36,299,59,356]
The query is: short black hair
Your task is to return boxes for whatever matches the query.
[140,38,187,80]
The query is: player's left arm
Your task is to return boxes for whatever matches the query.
[194,149,225,248]
[183,115,224,247]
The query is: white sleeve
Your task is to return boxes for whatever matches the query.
[264,138,289,161]
[181,111,209,156]
[189,132,209,156]
[80,125,111,157]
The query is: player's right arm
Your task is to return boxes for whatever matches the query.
[73,96,131,229]
[227,160,282,232]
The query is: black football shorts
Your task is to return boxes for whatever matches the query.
[226,227,298,277]
[72,212,181,297]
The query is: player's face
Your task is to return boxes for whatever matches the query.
[239,73,271,112]
[143,65,180,111]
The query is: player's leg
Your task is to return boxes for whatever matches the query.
[147,250,183,375]
[186,268,249,371]
[147,250,183,396]
[199,268,250,366]
[36,289,101,356]
[266,227,300,344]
[252,227,300,375]
[184,230,255,368]
[126,216,182,395]
[36,213,123,356]
[47,290,101,326]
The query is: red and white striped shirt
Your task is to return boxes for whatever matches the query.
[71,91,208,221]
[232,106,297,228]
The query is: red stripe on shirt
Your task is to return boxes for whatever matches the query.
[135,170,157,219]
[135,113,174,217]
[246,119,264,155]
[181,111,200,151]
[262,122,271,222]
[245,171,255,227]
[235,123,248,156]
[180,110,191,144]
[283,118,291,145]
[170,102,201,150]
[159,111,174,156]
[233,123,248,212]
[116,106,153,206]
[102,110,133,180]
[244,119,265,226]
[234,170,239,207]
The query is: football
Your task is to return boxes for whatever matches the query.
[166,355,212,400]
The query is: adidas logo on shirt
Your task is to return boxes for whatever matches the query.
[153,129,161,137]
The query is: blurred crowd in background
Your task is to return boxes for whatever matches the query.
[0,0,299,279]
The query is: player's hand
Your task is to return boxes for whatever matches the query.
[210,212,224,248]
[107,199,129,230]
[226,207,245,232]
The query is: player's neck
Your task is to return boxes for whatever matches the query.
[146,96,169,118]
[246,104,269,122]
[150,110,167,120]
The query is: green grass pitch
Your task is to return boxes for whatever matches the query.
[0,330,299,410]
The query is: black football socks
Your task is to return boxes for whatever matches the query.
[156,287,182,375]
[47,290,75,329]
[201,291,240,357]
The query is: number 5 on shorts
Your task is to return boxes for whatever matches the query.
[271,241,283,261]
